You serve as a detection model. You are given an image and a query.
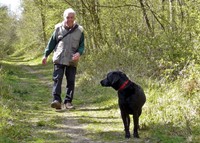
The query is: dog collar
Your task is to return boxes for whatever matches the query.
[118,80,129,91]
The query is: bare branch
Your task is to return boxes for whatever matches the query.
[96,4,141,8]
[145,2,165,31]
[177,0,184,23]
[80,0,91,12]
[63,0,74,7]
[139,0,153,35]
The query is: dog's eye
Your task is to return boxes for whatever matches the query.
[107,76,112,82]
[106,76,110,81]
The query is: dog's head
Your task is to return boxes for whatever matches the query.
[100,71,130,90]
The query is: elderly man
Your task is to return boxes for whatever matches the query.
[42,8,84,110]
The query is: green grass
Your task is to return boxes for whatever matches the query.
[0,56,199,143]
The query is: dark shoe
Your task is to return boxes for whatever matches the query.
[51,100,61,109]
[65,102,74,109]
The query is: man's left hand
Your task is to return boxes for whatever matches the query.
[72,52,80,61]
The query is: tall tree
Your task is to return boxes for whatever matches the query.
[80,0,103,52]
[34,0,48,46]
[12,0,200,78]
[139,0,153,35]
[0,5,17,58]
[169,0,175,31]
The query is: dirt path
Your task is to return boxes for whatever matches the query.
[22,64,105,143]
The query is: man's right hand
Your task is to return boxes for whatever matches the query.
[42,57,47,65]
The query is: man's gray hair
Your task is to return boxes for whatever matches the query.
[63,8,76,20]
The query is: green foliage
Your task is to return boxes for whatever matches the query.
[74,75,200,142]
[5,0,198,82]
[2,0,200,79]
[1,0,200,142]
[0,64,30,143]
[0,5,17,59]
[1,55,200,142]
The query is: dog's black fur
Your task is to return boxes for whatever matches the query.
[100,71,146,138]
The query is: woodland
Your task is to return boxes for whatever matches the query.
[0,0,199,143]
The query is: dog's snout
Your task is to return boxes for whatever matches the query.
[100,80,104,85]
[100,79,109,86]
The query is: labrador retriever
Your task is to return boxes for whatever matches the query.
[100,71,146,138]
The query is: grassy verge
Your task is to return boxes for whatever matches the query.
[0,59,70,143]
[0,56,199,143]
[71,77,200,142]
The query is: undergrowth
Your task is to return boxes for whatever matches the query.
[0,56,199,143]
[0,63,31,143]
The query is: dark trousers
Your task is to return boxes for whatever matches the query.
[52,64,76,104]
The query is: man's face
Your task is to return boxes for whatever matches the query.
[66,13,75,28]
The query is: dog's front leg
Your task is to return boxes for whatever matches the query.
[121,112,130,138]
[133,113,139,138]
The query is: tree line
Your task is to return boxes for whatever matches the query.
[0,0,199,81]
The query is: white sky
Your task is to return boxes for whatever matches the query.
[0,0,21,14]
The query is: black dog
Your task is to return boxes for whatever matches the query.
[100,71,146,138]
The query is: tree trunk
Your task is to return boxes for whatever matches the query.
[139,0,153,36]
[80,0,103,52]
[177,0,184,24]
[169,0,175,31]
[34,0,47,47]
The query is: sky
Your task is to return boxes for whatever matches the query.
[0,0,21,15]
